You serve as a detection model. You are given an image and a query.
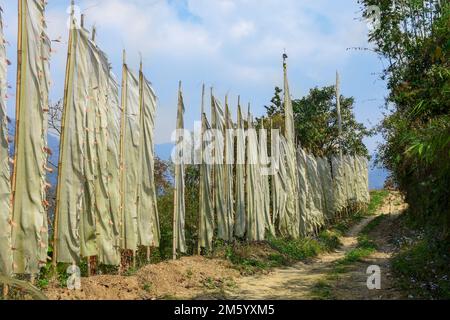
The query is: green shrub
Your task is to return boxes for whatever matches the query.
[392,238,450,299]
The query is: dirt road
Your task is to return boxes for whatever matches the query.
[224,193,407,300]
[43,193,407,300]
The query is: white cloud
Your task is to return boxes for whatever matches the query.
[1,0,383,147]
[230,20,255,40]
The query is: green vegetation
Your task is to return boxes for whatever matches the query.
[311,280,333,300]
[366,190,389,215]
[357,0,449,300]
[310,227,381,300]
[391,214,450,299]
[360,0,449,234]
[259,85,371,157]
[310,191,389,299]
[392,238,450,299]
[156,163,200,260]
[218,191,389,276]
[331,190,387,234]
[335,223,380,269]
[215,236,336,276]
[268,235,336,260]
[210,228,343,276]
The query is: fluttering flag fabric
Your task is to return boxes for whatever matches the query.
[0,2,377,274]
[282,58,300,239]
[55,21,91,265]
[211,95,232,241]
[106,73,122,262]
[137,73,160,248]
[121,64,141,252]
[343,155,355,207]
[296,148,312,234]
[259,126,275,235]
[0,10,12,276]
[198,112,214,250]
[317,157,334,222]
[305,153,325,234]
[89,39,120,265]
[331,156,347,214]
[246,112,265,241]
[273,135,288,234]
[224,98,235,241]
[55,19,120,265]
[12,0,51,274]
[234,104,246,238]
[174,83,187,255]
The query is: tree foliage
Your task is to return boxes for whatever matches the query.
[260,86,371,158]
[360,0,449,233]
[155,159,200,259]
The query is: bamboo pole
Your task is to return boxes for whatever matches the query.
[336,71,349,215]
[197,84,205,255]
[146,247,151,263]
[4,0,23,294]
[119,50,127,270]
[237,95,243,239]
[87,257,91,277]
[91,26,96,42]
[173,82,182,261]
[335,71,343,159]
[224,94,230,241]
[210,87,216,238]
[52,0,76,269]
[11,0,24,233]
[2,283,8,298]
[137,58,143,268]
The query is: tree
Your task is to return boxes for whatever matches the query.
[48,99,63,136]
[260,85,371,158]
[359,0,449,232]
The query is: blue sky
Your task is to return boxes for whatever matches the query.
[2,0,388,154]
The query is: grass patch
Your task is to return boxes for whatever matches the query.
[361,215,386,234]
[367,190,389,215]
[392,236,450,299]
[310,191,390,298]
[340,247,375,265]
[310,280,334,300]
[318,230,342,249]
[268,237,324,260]
[332,212,366,234]
[216,230,343,276]
[221,191,390,278]
[336,219,380,267]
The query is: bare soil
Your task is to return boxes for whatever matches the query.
[223,192,408,300]
[45,256,238,300]
[329,193,408,300]
[45,192,408,300]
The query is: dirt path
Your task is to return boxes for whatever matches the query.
[224,193,407,300]
[43,193,407,301]
[329,194,408,300]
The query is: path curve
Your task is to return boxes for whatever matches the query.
[225,195,404,300]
